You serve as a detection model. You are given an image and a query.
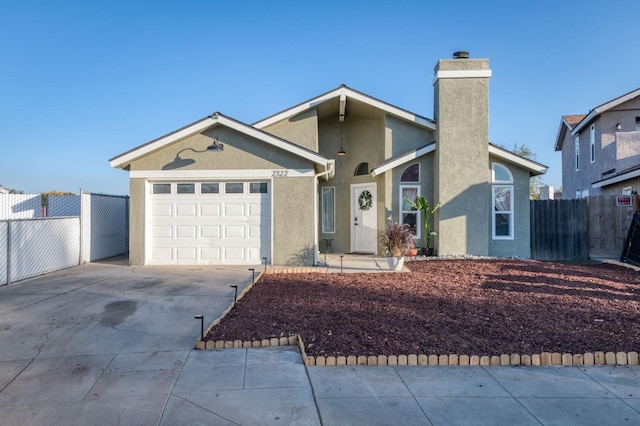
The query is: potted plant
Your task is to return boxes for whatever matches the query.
[380,222,414,270]
[403,195,441,256]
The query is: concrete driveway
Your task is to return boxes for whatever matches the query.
[0,258,305,425]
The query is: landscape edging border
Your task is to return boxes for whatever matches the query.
[195,269,265,350]
[203,335,640,367]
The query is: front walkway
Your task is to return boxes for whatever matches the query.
[269,254,411,274]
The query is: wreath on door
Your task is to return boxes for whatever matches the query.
[358,190,373,211]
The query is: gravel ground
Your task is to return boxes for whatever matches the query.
[205,259,640,357]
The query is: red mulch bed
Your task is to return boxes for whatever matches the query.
[204,260,640,357]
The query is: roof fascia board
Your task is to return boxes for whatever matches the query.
[488,145,548,175]
[571,88,640,135]
[554,118,570,151]
[109,117,215,168]
[217,115,329,166]
[253,88,343,129]
[345,90,436,130]
[370,143,436,177]
[592,168,640,189]
[253,86,436,131]
[110,114,330,170]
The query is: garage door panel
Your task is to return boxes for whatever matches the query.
[225,226,245,238]
[176,247,197,260]
[176,226,197,238]
[225,204,245,216]
[153,226,172,238]
[201,226,220,238]
[224,247,245,260]
[176,204,197,216]
[153,204,173,217]
[201,204,221,216]
[247,247,262,261]
[150,181,270,265]
[249,225,261,238]
[200,247,221,260]
[248,203,263,216]
[153,248,173,260]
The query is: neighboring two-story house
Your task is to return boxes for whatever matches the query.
[555,88,640,199]
[110,52,547,266]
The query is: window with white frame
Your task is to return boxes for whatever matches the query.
[492,163,514,239]
[590,124,595,163]
[321,187,335,233]
[400,185,420,237]
[575,136,580,171]
[400,163,421,237]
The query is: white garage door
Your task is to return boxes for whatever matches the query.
[149,181,271,265]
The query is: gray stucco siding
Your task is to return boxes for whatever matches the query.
[272,176,316,265]
[260,109,319,152]
[129,126,313,172]
[129,178,146,265]
[384,115,435,158]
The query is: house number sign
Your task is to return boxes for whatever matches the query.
[271,170,288,177]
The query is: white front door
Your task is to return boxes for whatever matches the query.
[351,183,377,253]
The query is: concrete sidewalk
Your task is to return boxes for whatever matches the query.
[170,346,640,425]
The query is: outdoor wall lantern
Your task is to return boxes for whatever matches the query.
[162,138,224,170]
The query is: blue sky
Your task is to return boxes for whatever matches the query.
[2,0,639,195]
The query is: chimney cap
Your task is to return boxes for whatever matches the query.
[453,51,470,59]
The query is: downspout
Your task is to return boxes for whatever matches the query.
[313,160,334,266]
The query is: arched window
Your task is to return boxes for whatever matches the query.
[492,163,513,184]
[354,162,371,176]
[491,163,514,239]
[400,163,420,182]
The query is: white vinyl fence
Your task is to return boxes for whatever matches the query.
[0,192,129,285]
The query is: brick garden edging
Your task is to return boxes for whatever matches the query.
[196,266,640,367]
[201,333,639,367]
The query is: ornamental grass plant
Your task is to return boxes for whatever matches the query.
[380,222,415,257]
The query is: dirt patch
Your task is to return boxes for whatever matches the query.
[205,260,640,357]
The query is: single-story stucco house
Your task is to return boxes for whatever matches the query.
[110,51,547,266]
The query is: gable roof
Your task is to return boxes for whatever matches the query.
[488,144,548,176]
[370,142,547,178]
[252,85,437,131]
[554,114,586,151]
[570,87,640,136]
[370,142,436,177]
[109,112,332,171]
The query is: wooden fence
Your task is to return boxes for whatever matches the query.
[530,196,634,261]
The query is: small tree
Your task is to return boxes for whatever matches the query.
[403,195,441,248]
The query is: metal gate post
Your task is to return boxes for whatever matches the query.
[7,220,11,285]
[79,189,84,265]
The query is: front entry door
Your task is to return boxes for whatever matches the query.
[351,183,377,253]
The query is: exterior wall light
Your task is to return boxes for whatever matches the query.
[616,123,622,130]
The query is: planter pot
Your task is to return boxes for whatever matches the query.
[422,247,434,256]
[407,248,418,257]
[386,256,405,271]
